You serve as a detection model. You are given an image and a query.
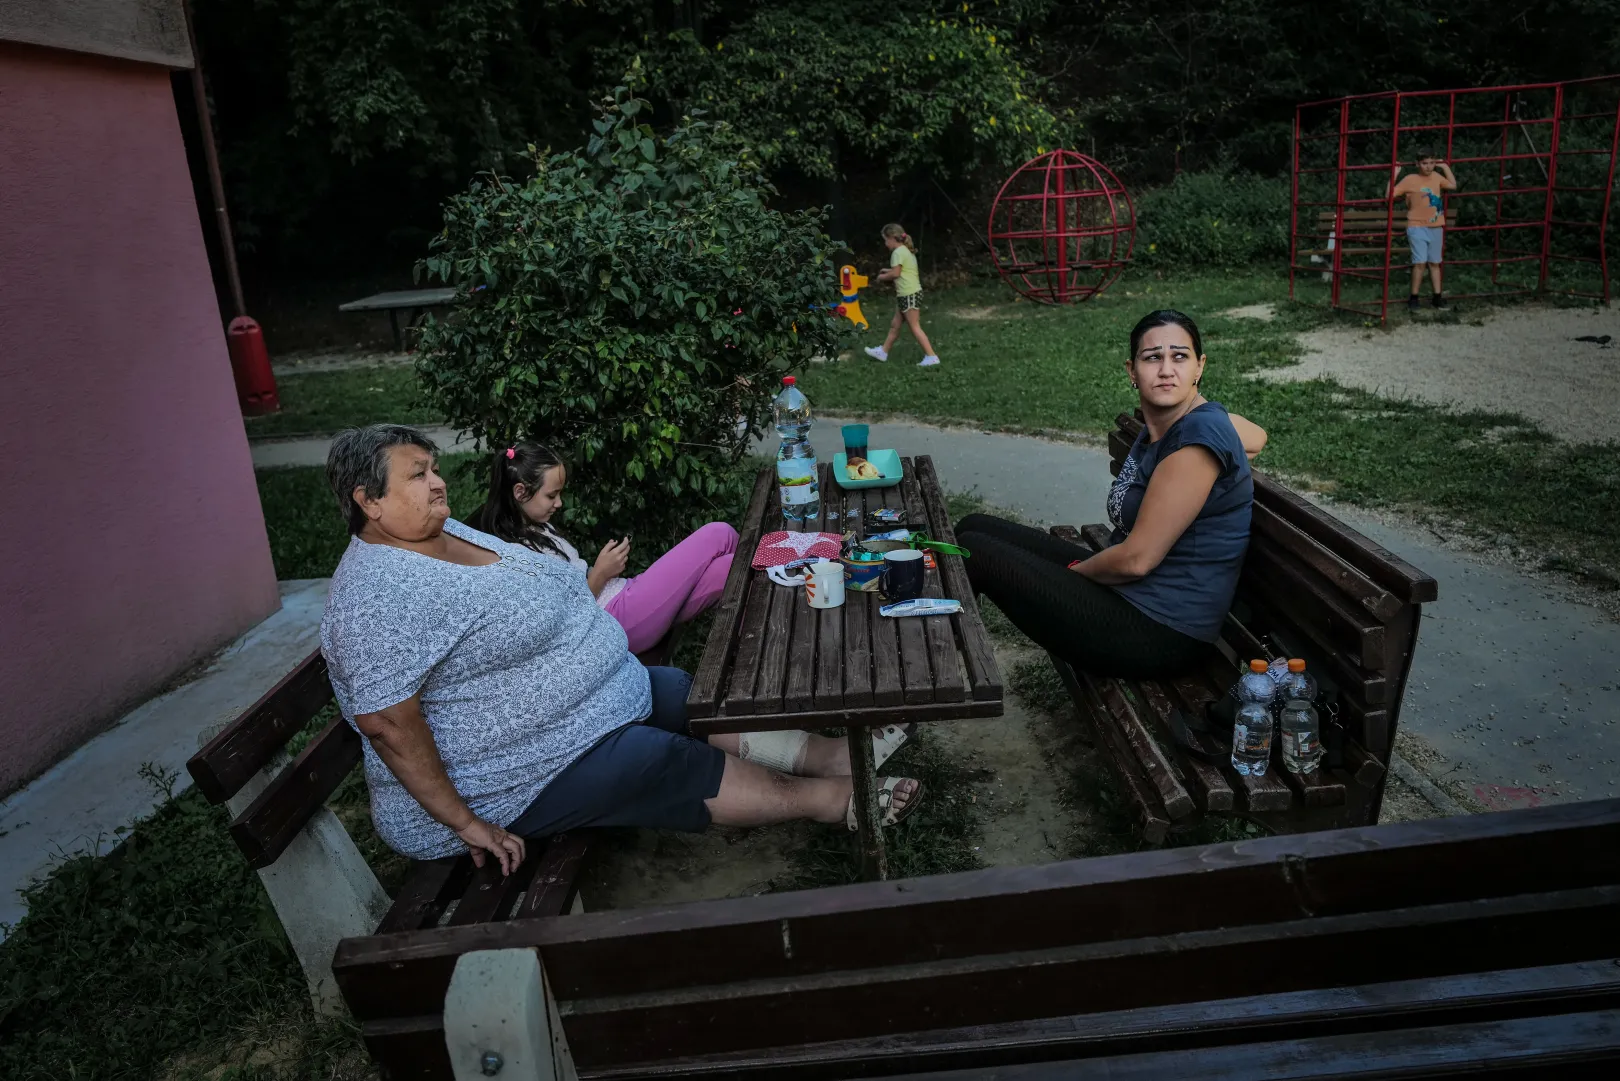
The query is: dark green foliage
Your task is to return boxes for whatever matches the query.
[413,72,849,545]
[636,6,1065,183]
[1136,171,1292,268]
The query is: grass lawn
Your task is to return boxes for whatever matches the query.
[799,268,1620,578]
[245,365,439,440]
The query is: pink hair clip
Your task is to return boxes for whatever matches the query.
[506,447,516,459]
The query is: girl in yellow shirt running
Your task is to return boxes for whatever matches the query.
[864,223,941,367]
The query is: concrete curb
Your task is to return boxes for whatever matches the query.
[1388,752,1469,817]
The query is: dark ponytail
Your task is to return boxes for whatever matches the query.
[468,441,567,556]
[1128,309,1203,360]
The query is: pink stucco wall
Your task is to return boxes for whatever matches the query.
[0,41,281,796]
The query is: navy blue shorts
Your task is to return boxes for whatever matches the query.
[504,667,726,837]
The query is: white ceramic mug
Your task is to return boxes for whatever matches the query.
[804,559,846,609]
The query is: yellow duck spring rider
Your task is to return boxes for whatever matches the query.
[835,265,870,331]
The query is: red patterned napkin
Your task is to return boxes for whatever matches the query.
[751,531,843,568]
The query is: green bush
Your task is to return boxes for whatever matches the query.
[1134,170,1290,268]
[414,67,848,546]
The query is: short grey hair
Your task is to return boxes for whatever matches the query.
[326,424,441,535]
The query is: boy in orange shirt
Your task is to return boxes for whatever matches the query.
[1388,149,1459,311]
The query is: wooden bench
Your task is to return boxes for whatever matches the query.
[330,798,1620,1078]
[186,648,592,1012]
[338,287,458,351]
[1045,412,1437,842]
[1300,208,1458,258]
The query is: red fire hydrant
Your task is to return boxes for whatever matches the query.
[227,316,280,415]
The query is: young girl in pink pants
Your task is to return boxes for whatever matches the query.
[470,442,737,654]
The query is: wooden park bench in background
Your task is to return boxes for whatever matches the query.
[1300,208,1458,262]
[331,798,1620,1079]
[338,288,458,351]
[1046,412,1438,842]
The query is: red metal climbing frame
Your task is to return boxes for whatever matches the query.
[1290,76,1620,322]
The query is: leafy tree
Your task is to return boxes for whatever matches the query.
[413,69,849,544]
[637,5,1067,185]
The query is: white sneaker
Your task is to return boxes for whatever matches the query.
[864,346,889,362]
[918,355,941,367]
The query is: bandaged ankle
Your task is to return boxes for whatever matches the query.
[737,730,810,774]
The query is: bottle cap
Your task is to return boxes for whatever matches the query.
[1249,659,1269,673]
[1288,658,1306,672]
[782,375,796,385]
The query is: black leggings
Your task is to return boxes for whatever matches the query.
[955,514,1213,680]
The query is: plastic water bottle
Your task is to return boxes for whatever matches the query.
[1280,698,1323,774]
[1279,658,1318,710]
[772,376,820,522]
[1230,659,1276,777]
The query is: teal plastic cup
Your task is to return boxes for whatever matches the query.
[841,423,870,460]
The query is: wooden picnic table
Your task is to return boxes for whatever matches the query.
[687,454,1004,879]
[338,287,458,350]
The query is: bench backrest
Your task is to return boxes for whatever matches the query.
[1317,208,1458,228]
[332,799,1620,1076]
[187,648,361,868]
[1109,413,1436,761]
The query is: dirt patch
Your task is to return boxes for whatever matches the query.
[1255,303,1620,441]
[948,305,1021,321]
[1223,303,1278,322]
[577,640,1092,910]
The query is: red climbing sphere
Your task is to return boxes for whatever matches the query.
[987,149,1136,304]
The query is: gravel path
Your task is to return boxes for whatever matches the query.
[1253,304,1620,442]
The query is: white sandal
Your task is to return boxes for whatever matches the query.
[846,777,924,831]
[872,723,915,772]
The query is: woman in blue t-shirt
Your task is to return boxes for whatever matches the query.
[956,310,1266,679]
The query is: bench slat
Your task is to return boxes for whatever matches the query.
[1050,654,1171,842]
[1242,534,1388,669]
[188,649,334,804]
[915,456,1003,702]
[1087,674,1195,820]
[228,716,363,869]
[376,857,477,935]
[902,459,966,704]
[866,490,907,708]
[1238,590,1388,707]
[719,572,771,716]
[517,831,592,919]
[1128,680,1235,812]
[783,470,828,714]
[1252,503,1401,622]
[579,960,1620,1080]
[892,460,935,706]
[751,516,797,715]
[445,853,537,927]
[689,467,774,718]
[833,485,875,709]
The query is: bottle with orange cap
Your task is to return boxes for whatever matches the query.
[1230,659,1276,777]
[1279,659,1323,774]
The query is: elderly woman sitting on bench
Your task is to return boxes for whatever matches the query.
[320,425,921,873]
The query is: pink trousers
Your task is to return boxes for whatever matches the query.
[603,521,739,653]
